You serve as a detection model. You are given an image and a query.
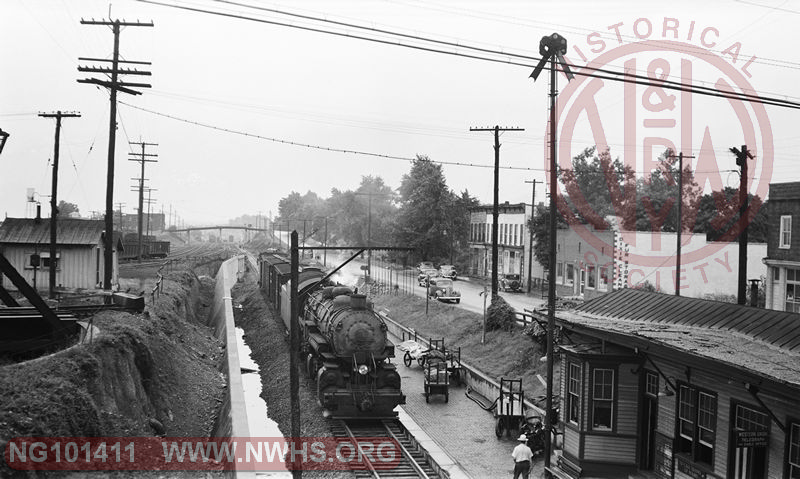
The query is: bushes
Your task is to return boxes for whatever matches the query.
[486,295,516,332]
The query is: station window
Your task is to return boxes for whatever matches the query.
[591,368,615,430]
[789,422,800,479]
[786,269,800,313]
[676,384,716,467]
[780,215,792,249]
[25,252,60,270]
[587,265,596,289]
[567,362,582,424]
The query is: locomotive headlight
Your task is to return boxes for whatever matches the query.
[358,364,369,375]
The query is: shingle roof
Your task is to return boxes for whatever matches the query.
[0,218,104,246]
[559,289,800,388]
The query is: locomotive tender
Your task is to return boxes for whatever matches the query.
[264,256,405,418]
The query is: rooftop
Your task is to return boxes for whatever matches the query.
[558,288,800,389]
[0,218,105,246]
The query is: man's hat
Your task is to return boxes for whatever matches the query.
[517,434,527,442]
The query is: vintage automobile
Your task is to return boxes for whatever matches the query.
[439,264,457,280]
[428,278,461,303]
[418,268,439,287]
[500,273,523,292]
[417,261,435,273]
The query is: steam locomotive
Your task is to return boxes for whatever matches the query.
[261,254,405,418]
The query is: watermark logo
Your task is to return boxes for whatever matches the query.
[4,437,402,471]
[550,17,773,292]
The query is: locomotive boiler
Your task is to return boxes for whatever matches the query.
[278,268,405,418]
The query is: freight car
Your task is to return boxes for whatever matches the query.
[273,265,405,418]
[120,240,171,260]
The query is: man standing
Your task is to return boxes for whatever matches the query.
[512,433,533,479]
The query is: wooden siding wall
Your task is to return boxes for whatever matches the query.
[583,435,637,463]
[651,356,794,479]
[0,245,104,290]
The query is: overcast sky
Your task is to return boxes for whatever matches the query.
[2,0,797,226]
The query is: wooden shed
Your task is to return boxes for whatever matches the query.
[0,217,120,292]
[552,288,800,479]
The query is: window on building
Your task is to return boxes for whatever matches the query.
[787,269,800,313]
[789,422,800,479]
[556,262,564,284]
[26,252,60,270]
[676,384,716,467]
[780,215,792,249]
[587,265,596,289]
[567,362,581,424]
[566,263,575,285]
[591,368,614,429]
[513,224,517,246]
[774,267,780,281]
[599,265,609,289]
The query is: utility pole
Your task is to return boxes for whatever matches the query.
[667,151,695,296]
[524,179,543,293]
[78,18,152,292]
[128,141,158,262]
[530,32,574,478]
[115,202,125,232]
[469,125,525,298]
[731,145,754,305]
[145,188,158,239]
[355,192,391,281]
[289,231,301,479]
[38,111,81,299]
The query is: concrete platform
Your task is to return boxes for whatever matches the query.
[395,349,546,479]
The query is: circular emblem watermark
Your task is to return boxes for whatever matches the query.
[550,32,773,291]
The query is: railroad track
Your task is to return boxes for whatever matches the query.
[330,419,440,478]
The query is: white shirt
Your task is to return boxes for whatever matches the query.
[512,443,533,462]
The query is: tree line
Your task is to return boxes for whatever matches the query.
[530,146,768,269]
[274,155,479,267]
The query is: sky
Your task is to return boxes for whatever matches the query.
[2,0,799,226]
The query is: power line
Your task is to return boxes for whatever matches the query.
[118,101,542,171]
[139,0,800,110]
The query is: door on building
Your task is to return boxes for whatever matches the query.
[579,269,586,295]
[729,403,770,479]
[639,371,659,469]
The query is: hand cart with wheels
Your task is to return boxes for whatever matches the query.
[397,334,446,369]
[443,346,463,386]
[494,378,525,439]
[424,360,449,403]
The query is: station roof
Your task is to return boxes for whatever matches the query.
[558,288,800,389]
[0,218,104,246]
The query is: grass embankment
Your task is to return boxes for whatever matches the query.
[370,293,553,403]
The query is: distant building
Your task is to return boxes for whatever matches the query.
[550,288,800,479]
[764,181,800,312]
[467,202,544,285]
[0,217,120,291]
[553,226,615,300]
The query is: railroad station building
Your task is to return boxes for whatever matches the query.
[467,202,544,285]
[0,217,120,291]
[763,181,800,312]
[551,288,800,479]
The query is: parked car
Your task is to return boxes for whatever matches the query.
[439,264,457,280]
[428,278,461,303]
[417,261,435,273]
[418,268,439,287]
[500,273,523,292]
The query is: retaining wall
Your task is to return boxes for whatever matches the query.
[209,255,254,479]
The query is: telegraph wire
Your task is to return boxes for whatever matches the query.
[139,0,800,110]
[119,101,541,171]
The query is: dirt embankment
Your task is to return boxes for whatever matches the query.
[0,268,227,478]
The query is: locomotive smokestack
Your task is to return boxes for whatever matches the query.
[350,294,367,310]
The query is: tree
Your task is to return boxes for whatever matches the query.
[559,147,636,230]
[57,201,79,217]
[393,156,452,262]
[528,202,568,271]
[694,188,768,242]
